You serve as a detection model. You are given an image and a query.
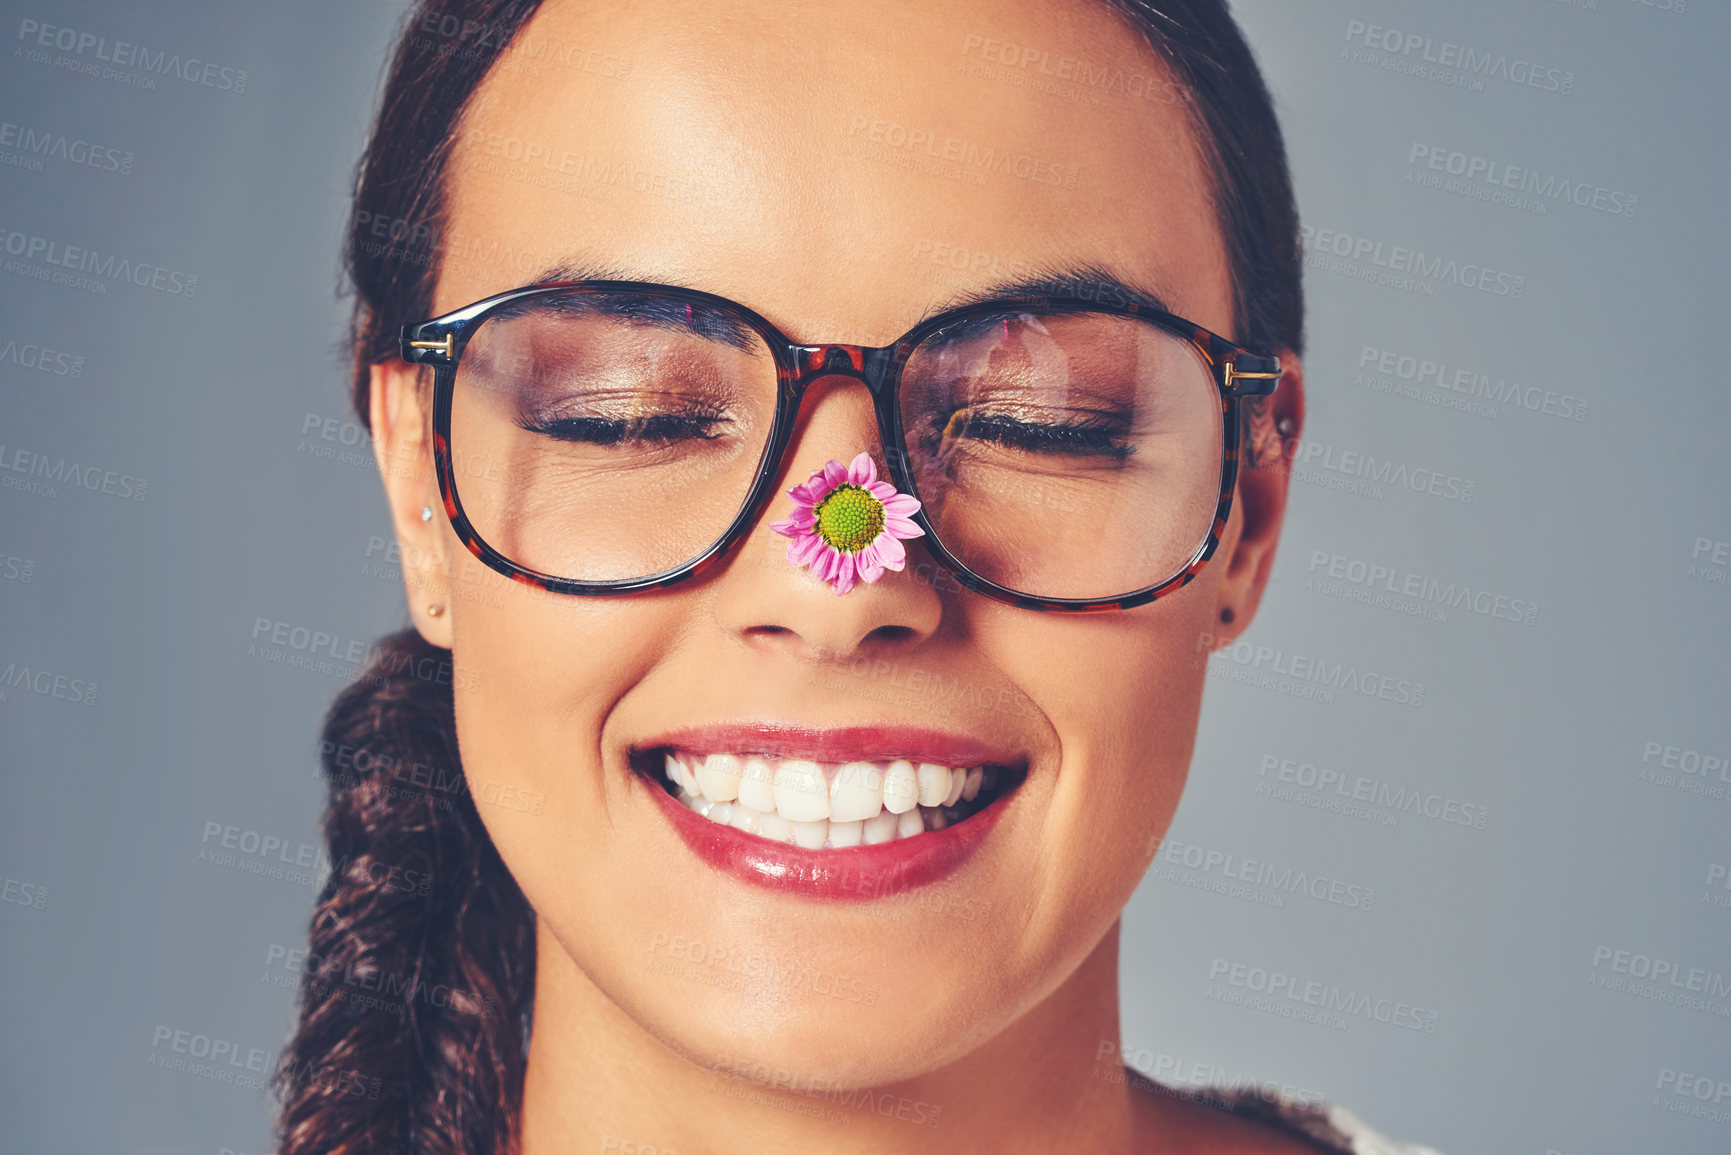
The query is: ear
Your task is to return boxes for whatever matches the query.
[1210,350,1304,648]
[369,359,454,649]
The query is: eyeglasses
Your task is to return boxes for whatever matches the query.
[399,279,1279,612]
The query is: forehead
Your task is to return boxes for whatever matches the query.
[438,0,1230,342]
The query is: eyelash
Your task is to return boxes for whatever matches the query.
[518,412,731,445]
[933,412,1135,460]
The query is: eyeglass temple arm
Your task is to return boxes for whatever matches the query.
[1222,352,1281,396]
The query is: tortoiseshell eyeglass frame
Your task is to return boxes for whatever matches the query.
[399,279,1280,613]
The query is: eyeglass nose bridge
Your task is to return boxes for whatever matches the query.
[787,343,898,394]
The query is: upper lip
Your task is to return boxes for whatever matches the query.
[632,721,1026,769]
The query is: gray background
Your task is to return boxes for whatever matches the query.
[1,1,1725,1152]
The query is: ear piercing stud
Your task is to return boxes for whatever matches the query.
[427,604,445,617]
[420,506,434,522]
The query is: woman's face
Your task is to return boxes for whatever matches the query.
[376,0,1291,1087]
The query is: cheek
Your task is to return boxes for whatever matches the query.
[446,586,681,852]
[1001,577,1219,873]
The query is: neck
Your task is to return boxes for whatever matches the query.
[518,919,1143,1154]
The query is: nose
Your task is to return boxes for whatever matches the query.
[712,375,942,660]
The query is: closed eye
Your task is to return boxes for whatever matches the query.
[933,411,1134,460]
[518,412,732,445]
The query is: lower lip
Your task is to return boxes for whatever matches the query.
[641,773,1009,901]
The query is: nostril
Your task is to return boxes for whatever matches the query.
[866,625,919,646]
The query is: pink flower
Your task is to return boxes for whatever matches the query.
[770,453,924,595]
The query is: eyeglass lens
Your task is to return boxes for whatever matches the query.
[447,290,1223,599]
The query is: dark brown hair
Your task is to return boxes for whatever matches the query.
[277,2,1302,1150]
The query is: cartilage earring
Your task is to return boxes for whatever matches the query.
[420,506,434,521]
[427,603,445,617]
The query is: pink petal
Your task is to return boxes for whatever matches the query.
[830,554,857,595]
[770,518,797,537]
[847,452,877,486]
[785,508,817,530]
[866,480,897,501]
[856,550,886,585]
[885,517,924,539]
[821,460,848,490]
[871,533,907,570]
[882,494,921,518]
[796,535,829,567]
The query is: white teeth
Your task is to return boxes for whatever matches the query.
[773,760,829,822]
[829,762,885,823]
[915,762,949,808]
[862,810,899,844]
[884,760,920,814]
[737,757,777,814]
[757,810,793,842]
[698,753,742,803]
[791,819,829,849]
[943,767,966,807]
[664,751,1008,845]
[665,752,691,795]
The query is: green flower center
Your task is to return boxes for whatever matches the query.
[814,484,886,553]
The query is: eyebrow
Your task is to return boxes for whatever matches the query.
[921,264,1174,323]
[514,258,1175,344]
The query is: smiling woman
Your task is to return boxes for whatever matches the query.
[272,1,1435,1152]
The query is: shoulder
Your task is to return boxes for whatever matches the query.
[1122,1067,1445,1155]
